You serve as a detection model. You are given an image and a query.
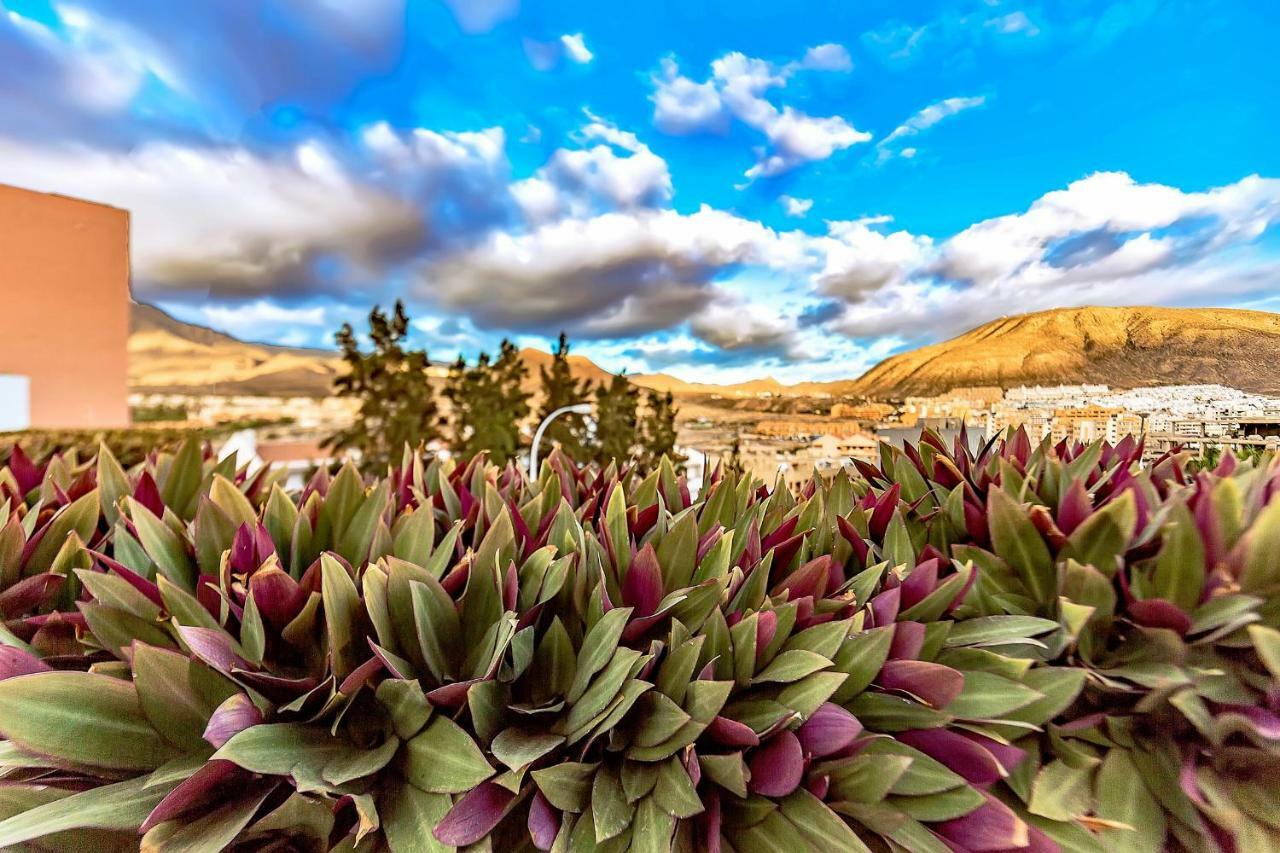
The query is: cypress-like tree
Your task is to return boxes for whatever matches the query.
[726,430,744,474]
[638,388,682,470]
[594,373,639,465]
[537,332,593,462]
[326,301,438,470]
[443,341,531,466]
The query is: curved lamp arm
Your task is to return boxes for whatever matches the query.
[529,403,594,480]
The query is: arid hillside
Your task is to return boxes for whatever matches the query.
[850,305,1280,398]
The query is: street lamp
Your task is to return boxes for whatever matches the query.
[529,403,593,480]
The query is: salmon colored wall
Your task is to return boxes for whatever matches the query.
[0,184,131,428]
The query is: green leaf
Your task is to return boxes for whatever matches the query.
[988,488,1054,607]
[863,740,965,796]
[1241,498,1280,593]
[0,672,176,770]
[946,671,1043,719]
[80,603,173,660]
[337,480,390,565]
[567,606,632,703]
[700,752,748,798]
[1003,667,1086,726]
[375,678,433,739]
[782,789,873,853]
[96,443,129,527]
[1150,503,1206,609]
[829,754,912,803]
[778,671,847,718]
[630,795,675,853]
[392,506,436,567]
[890,786,985,822]
[532,761,598,812]
[209,474,257,530]
[322,736,399,786]
[161,439,204,517]
[142,782,276,853]
[129,497,196,589]
[0,777,168,847]
[409,575,462,682]
[462,508,514,650]
[27,490,100,572]
[321,553,362,680]
[133,643,239,751]
[215,723,351,776]
[1249,624,1280,681]
[752,649,832,684]
[380,779,452,853]
[403,716,495,793]
[565,647,643,735]
[491,729,564,770]
[654,756,703,818]
[1028,758,1094,821]
[633,693,692,748]
[943,616,1059,648]
[1095,750,1166,853]
[830,626,894,704]
[656,512,698,590]
[592,766,632,842]
[1064,491,1135,573]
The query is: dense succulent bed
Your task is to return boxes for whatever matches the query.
[0,432,1276,851]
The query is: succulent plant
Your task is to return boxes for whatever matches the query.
[0,432,1275,851]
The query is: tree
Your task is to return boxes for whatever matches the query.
[638,389,682,470]
[443,340,531,466]
[326,301,438,470]
[537,332,594,462]
[725,431,744,474]
[594,373,639,465]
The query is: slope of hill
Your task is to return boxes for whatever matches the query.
[630,374,790,397]
[130,303,344,396]
[130,302,1280,401]
[129,303,615,397]
[851,305,1280,398]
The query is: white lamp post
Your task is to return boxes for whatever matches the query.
[529,403,593,480]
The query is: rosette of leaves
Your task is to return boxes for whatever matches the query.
[0,436,1274,852]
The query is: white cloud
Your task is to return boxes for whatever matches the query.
[650,58,729,134]
[861,22,930,63]
[828,172,1280,339]
[201,300,328,337]
[652,47,868,178]
[986,11,1040,37]
[560,32,593,64]
[6,3,185,113]
[0,136,421,296]
[415,205,813,337]
[799,43,853,72]
[441,0,518,33]
[690,296,799,353]
[511,118,672,223]
[815,219,934,299]
[781,196,814,217]
[877,95,986,162]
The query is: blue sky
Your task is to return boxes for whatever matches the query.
[2,0,1278,382]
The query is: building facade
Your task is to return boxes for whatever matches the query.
[0,184,130,428]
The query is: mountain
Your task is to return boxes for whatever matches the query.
[850,305,1280,398]
[128,303,614,397]
[130,302,1280,401]
[630,374,790,396]
[130,303,344,396]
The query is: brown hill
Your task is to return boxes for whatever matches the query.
[130,303,345,396]
[128,303,615,397]
[630,374,790,397]
[851,305,1280,398]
